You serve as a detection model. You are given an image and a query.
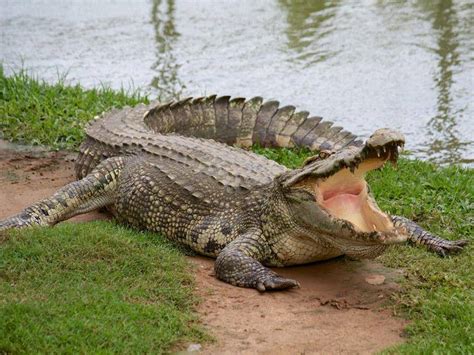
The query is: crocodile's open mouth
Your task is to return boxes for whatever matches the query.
[283,128,404,235]
[314,142,402,233]
[316,159,390,232]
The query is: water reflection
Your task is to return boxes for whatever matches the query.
[150,0,184,100]
[418,0,467,164]
[2,0,472,164]
[278,0,339,65]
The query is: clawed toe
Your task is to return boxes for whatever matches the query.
[455,239,469,247]
[256,276,300,292]
[436,239,469,257]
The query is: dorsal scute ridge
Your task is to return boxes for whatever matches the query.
[86,95,359,153]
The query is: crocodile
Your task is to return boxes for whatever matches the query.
[0,95,468,291]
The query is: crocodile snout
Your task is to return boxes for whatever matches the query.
[367,128,405,148]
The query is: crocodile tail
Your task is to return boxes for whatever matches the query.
[143,95,361,152]
[78,95,360,178]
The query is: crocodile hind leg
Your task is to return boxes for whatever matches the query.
[0,157,125,232]
[391,215,469,256]
[215,231,300,291]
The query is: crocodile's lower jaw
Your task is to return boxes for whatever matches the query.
[317,158,393,233]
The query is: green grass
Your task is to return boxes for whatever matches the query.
[1,68,473,353]
[371,161,474,354]
[0,66,148,149]
[252,145,313,169]
[0,222,206,353]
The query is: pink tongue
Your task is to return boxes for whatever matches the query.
[324,194,360,211]
[323,194,368,231]
[323,187,362,200]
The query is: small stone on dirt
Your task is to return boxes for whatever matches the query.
[186,343,202,352]
[365,274,386,285]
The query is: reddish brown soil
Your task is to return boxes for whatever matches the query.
[0,142,408,354]
[0,141,107,223]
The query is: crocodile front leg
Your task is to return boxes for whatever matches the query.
[0,157,124,232]
[391,215,469,256]
[215,231,300,291]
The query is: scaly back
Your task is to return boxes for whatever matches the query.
[75,95,361,185]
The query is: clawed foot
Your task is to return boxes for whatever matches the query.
[432,239,469,257]
[256,274,300,292]
[0,213,36,233]
[0,217,24,233]
[215,240,302,292]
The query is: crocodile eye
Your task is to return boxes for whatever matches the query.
[303,150,334,166]
[318,150,334,159]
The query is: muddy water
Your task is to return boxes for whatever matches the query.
[1,0,473,165]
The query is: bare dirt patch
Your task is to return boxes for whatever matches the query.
[192,257,407,354]
[0,140,107,223]
[0,142,408,354]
